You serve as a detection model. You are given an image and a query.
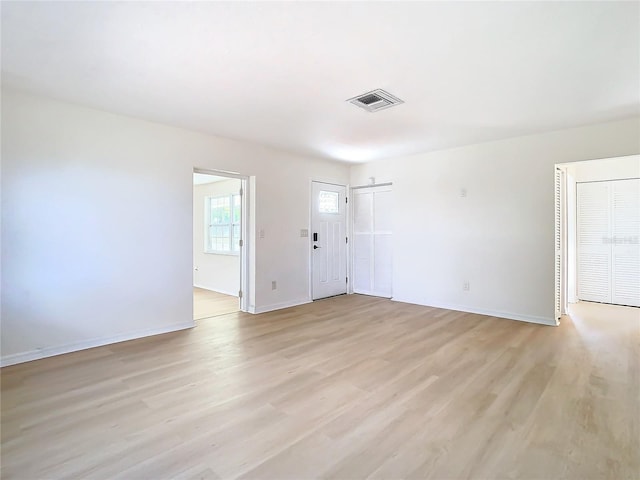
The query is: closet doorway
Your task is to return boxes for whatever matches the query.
[555,155,639,321]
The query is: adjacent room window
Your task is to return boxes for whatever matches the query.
[205,194,241,254]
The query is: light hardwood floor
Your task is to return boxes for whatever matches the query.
[1,295,638,479]
[193,287,239,320]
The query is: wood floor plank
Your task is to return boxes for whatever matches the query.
[1,295,638,479]
[193,287,239,320]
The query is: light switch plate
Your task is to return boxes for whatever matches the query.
[300,229,309,238]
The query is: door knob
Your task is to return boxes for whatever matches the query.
[313,245,320,249]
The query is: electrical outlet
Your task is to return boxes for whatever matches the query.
[463,281,470,291]
[272,280,277,290]
[460,188,467,198]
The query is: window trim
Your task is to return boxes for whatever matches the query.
[204,193,241,256]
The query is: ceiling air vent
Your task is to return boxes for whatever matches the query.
[347,89,404,113]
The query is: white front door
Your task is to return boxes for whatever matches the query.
[311,181,347,300]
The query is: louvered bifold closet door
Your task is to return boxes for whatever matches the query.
[554,168,564,321]
[577,182,611,303]
[611,179,640,307]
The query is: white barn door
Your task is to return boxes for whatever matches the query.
[352,185,392,298]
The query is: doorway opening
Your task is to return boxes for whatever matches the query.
[555,155,640,323]
[193,169,249,320]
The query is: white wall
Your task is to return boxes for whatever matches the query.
[351,118,640,325]
[193,179,241,295]
[1,89,349,365]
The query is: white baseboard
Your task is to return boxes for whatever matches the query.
[0,321,195,367]
[249,298,312,314]
[391,296,557,326]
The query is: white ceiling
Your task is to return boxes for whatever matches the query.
[2,2,638,163]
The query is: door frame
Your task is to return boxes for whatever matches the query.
[308,179,350,301]
[555,154,640,319]
[193,167,251,313]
